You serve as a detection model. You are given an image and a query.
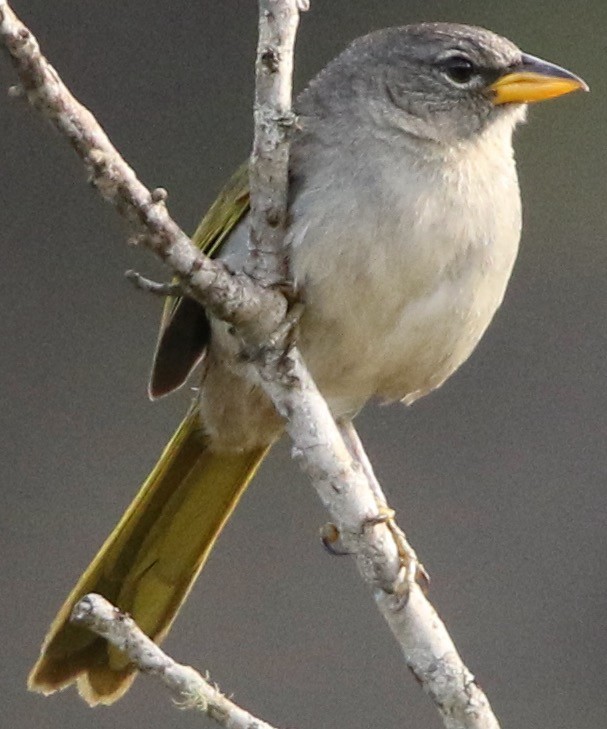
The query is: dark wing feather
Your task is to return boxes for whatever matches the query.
[148,164,250,399]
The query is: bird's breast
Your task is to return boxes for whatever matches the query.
[290,140,522,416]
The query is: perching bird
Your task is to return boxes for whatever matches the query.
[28,23,587,704]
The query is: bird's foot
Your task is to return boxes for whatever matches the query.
[364,506,430,597]
[267,301,305,349]
[320,508,429,598]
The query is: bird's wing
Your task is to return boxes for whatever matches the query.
[149,163,250,398]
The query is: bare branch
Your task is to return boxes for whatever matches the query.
[0,1,286,338]
[71,594,280,729]
[247,0,302,284]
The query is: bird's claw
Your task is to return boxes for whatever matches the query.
[321,509,430,598]
[320,522,350,555]
[364,506,430,596]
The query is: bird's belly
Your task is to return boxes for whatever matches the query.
[296,230,518,417]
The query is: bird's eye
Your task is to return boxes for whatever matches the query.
[442,56,476,86]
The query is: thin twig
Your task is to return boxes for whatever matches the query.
[125,270,184,298]
[71,594,280,729]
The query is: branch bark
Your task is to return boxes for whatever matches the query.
[71,594,279,729]
[0,2,502,728]
[247,0,308,283]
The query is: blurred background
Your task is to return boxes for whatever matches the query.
[0,1,605,727]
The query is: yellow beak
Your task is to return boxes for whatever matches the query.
[490,53,588,105]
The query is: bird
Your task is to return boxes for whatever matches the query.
[28,22,587,705]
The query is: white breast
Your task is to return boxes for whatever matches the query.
[290,123,522,418]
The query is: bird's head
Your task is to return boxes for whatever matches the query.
[303,23,587,147]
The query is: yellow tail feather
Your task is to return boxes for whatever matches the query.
[28,408,271,705]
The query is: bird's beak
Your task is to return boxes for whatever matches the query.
[490,53,588,105]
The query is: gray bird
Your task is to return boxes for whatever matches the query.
[29,23,587,705]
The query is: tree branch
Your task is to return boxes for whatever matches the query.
[247,0,308,283]
[0,1,286,340]
[0,2,502,727]
[71,594,280,729]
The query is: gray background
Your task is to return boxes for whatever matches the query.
[1,1,605,728]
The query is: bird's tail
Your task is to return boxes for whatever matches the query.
[28,409,271,705]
